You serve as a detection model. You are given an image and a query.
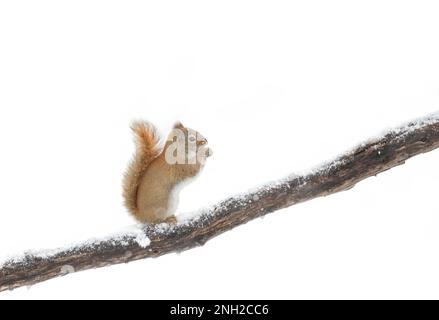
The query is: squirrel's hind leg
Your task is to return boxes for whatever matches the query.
[163,215,177,225]
[143,207,177,225]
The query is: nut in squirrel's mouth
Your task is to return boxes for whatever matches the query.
[197,139,212,157]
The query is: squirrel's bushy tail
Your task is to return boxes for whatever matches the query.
[122,121,161,216]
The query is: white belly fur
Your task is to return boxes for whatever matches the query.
[167,176,198,218]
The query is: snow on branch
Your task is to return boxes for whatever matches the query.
[1,112,439,292]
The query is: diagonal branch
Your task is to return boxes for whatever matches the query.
[1,112,439,292]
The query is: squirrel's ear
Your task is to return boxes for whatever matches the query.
[173,121,185,129]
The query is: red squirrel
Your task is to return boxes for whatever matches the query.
[123,121,212,224]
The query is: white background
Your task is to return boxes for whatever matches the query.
[1,0,439,299]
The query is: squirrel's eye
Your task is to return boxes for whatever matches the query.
[189,136,196,142]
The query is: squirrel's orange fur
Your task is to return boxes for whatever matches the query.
[122,121,212,224]
[122,121,161,218]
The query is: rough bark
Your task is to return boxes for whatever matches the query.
[1,113,439,292]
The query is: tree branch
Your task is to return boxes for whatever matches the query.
[1,112,439,292]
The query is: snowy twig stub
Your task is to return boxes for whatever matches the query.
[1,112,439,292]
